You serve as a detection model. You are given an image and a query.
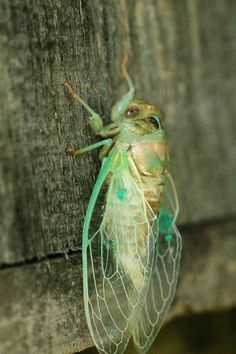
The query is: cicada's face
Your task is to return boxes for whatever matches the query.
[120,100,164,136]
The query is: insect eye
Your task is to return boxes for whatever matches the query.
[148,117,161,129]
[124,106,139,118]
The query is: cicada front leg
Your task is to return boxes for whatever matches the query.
[64,82,121,137]
[64,82,117,159]
[111,52,135,122]
[64,82,104,135]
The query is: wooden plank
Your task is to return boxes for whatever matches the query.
[0,253,92,354]
[0,219,235,354]
[0,0,235,264]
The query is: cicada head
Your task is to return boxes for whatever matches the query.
[121,100,165,136]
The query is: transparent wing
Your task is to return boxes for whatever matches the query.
[83,147,157,354]
[133,174,182,354]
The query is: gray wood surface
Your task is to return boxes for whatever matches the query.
[0,0,236,353]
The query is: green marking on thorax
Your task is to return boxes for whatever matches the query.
[159,208,173,233]
[165,234,172,242]
[117,187,127,201]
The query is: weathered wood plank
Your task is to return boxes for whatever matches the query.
[0,219,235,354]
[0,1,235,263]
[0,253,91,354]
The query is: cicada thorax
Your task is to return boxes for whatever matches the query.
[130,140,170,213]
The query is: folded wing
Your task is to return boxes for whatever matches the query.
[133,173,182,354]
[83,148,158,354]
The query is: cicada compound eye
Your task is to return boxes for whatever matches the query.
[124,105,139,118]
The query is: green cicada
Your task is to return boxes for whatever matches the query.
[65,54,182,354]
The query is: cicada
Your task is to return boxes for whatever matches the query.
[65,54,182,354]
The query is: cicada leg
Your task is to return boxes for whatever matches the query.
[167,173,179,223]
[65,138,113,159]
[111,52,135,122]
[166,173,179,224]
[64,82,121,138]
[64,82,104,134]
[121,52,135,94]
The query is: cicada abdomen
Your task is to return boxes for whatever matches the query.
[65,54,182,354]
[100,152,157,292]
